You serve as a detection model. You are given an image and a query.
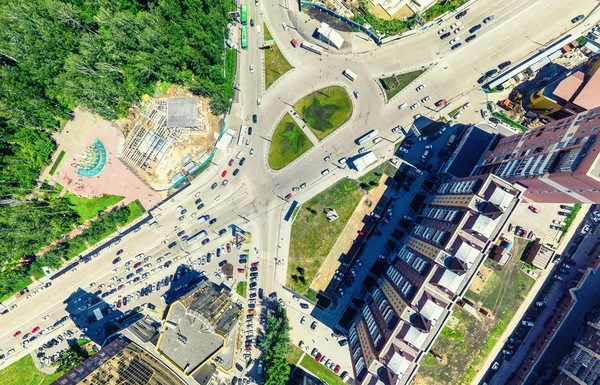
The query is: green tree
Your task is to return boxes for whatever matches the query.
[53,345,89,372]
[262,307,292,385]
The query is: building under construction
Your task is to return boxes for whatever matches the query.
[53,336,186,385]
[121,97,207,172]
[156,281,242,376]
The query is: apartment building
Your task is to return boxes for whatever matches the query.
[348,174,524,385]
[474,106,600,203]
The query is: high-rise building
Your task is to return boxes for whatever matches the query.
[348,174,524,385]
[54,337,186,385]
[473,107,600,203]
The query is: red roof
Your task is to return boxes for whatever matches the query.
[552,71,584,101]
[573,69,600,110]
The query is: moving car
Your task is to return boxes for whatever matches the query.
[465,34,476,42]
[469,24,482,33]
[439,32,451,39]
[572,14,584,23]
[451,43,462,50]
[455,10,467,19]
[483,15,494,23]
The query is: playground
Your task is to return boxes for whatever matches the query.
[50,110,161,209]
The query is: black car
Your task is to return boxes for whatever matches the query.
[218,260,228,267]
[451,43,462,50]
[455,10,467,19]
[209,218,217,225]
[558,211,570,216]
[469,24,481,33]
[560,205,573,210]
[206,253,212,263]
[477,75,488,84]
[211,183,218,190]
[239,157,246,166]
[489,117,501,124]
[252,114,257,123]
[202,238,210,245]
[177,230,186,237]
[168,241,177,249]
[300,303,309,309]
[571,15,584,23]
[258,288,263,298]
[232,168,240,176]
[465,34,476,43]
[197,203,205,210]
[116,249,124,255]
[112,257,121,264]
[195,198,202,204]
[498,61,512,69]
[439,32,451,40]
[248,127,253,135]
[216,248,221,257]
[486,69,498,77]
[218,228,227,236]
[250,18,254,27]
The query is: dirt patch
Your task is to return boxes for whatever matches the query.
[51,109,161,209]
[310,176,387,292]
[445,315,459,330]
[469,265,494,294]
[391,4,414,19]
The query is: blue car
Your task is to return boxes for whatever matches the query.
[136,268,143,274]
[126,273,134,279]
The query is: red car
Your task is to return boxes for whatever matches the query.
[528,205,539,213]
[228,159,234,166]
[251,262,259,268]
[31,326,40,334]
[291,39,298,48]
[285,193,292,200]
[315,353,322,361]
[435,99,447,107]
[334,365,340,374]
[117,284,125,290]
[117,300,122,308]
[245,345,252,351]
[13,331,21,337]
[226,243,231,253]
[221,170,227,178]
[238,268,245,273]
[133,262,142,268]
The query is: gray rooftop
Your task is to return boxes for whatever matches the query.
[158,302,223,375]
[167,98,197,128]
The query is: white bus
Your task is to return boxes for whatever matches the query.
[355,130,380,146]
[187,230,208,245]
[343,69,357,81]
[301,41,323,55]
[237,125,246,147]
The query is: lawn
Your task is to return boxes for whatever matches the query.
[236,281,248,297]
[300,355,346,385]
[48,150,66,176]
[286,343,304,365]
[447,106,463,119]
[380,69,426,101]
[268,113,313,170]
[561,203,582,239]
[417,238,535,385]
[264,24,293,90]
[492,112,528,132]
[288,178,363,295]
[0,354,65,385]
[294,86,353,141]
[126,200,145,223]
[63,189,124,224]
[358,163,389,191]
[0,276,32,302]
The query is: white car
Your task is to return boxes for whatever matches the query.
[416,85,425,91]
[450,37,460,45]
[399,148,409,154]
[454,26,463,34]
[250,64,254,72]
[215,195,221,201]
[42,315,50,321]
[421,96,431,103]
[338,157,347,164]
[462,102,471,109]
[245,139,249,147]
[112,267,119,273]
[257,98,261,107]
[324,155,331,161]
[250,148,254,156]
[413,113,422,120]
[410,103,419,110]
[450,22,462,29]
[194,192,201,197]
[453,111,463,119]
[437,27,448,34]
[481,109,489,118]
[321,169,329,175]
[398,102,407,110]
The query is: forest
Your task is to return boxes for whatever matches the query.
[0,0,235,299]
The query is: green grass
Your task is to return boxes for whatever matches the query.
[0,276,32,302]
[300,355,346,385]
[418,238,535,385]
[0,354,65,385]
[268,113,313,170]
[288,178,363,295]
[286,343,304,365]
[448,106,463,119]
[492,112,528,132]
[236,281,248,297]
[264,23,292,89]
[225,48,237,84]
[48,150,66,176]
[561,203,582,239]
[358,163,389,190]
[126,200,145,223]
[422,0,469,21]
[294,86,353,141]
[62,190,124,224]
[380,69,426,101]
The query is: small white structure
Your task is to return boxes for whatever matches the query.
[352,151,378,172]
[316,23,344,50]
[326,209,339,222]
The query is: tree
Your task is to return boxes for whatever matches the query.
[262,307,292,385]
[53,345,89,371]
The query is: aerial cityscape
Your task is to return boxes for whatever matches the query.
[1,0,600,385]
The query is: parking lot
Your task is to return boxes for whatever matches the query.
[507,202,579,246]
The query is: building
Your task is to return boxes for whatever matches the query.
[442,124,497,178]
[553,310,600,385]
[473,106,600,203]
[316,23,344,50]
[54,336,187,385]
[156,281,241,376]
[347,174,524,385]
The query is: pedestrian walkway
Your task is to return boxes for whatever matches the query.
[289,111,320,145]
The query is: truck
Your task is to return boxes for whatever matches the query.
[187,230,208,245]
[197,215,210,224]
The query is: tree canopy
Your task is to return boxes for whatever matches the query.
[262,306,292,385]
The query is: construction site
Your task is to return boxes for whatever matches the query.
[117,90,222,191]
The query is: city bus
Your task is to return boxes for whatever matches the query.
[300,41,323,55]
[241,26,248,50]
[241,5,247,25]
[237,125,246,146]
[343,69,357,81]
[355,129,380,146]
[187,230,208,245]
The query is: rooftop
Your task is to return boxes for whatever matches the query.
[573,68,600,110]
[552,71,584,101]
[167,98,197,128]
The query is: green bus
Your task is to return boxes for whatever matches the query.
[241,25,248,50]
[241,5,247,25]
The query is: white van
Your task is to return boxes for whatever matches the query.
[236,151,244,159]
[421,150,431,159]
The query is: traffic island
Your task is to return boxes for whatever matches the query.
[264,23,293,90]
[268,113,314,170]
[294,86,353,141]
[380,69,426,101]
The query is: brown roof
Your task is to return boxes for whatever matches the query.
[552,71,584,101]
[573,69,600,109]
